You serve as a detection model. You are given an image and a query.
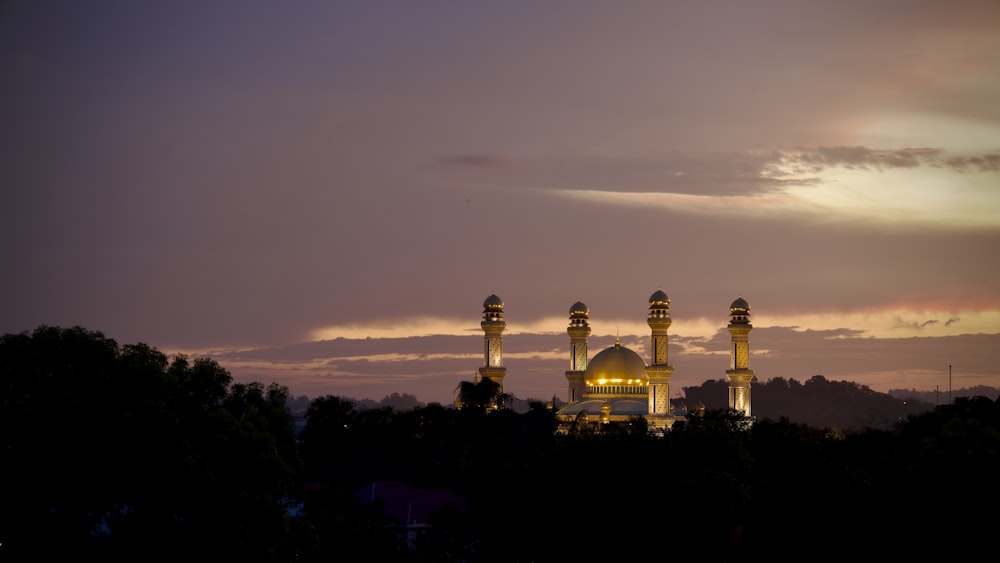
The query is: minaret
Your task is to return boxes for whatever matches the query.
[565,301,591,403]
[646,289,674,417]
[726,296,754,418]
[478,294,508,392]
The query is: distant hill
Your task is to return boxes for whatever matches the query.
[682,375,943,432]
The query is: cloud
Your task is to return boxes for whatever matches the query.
[215,326,1000,403]
[811,146,939,169]
[516,146,1000,229]
[892,318,948,331]
[438,151,785,197]
[436,147,1000,230]
[772,146,1000,174]
[944,154,1000,173]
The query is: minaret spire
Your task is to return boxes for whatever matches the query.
[726,296,754,421]
[565,301,591,403]
[646,289,674,424]
[478,294,508,392]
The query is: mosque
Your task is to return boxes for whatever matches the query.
[467,290,755,431]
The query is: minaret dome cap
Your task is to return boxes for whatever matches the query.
[483,294,504,310]
[569,301,589,316]
[730,296,750,313]
[649,289,669,305]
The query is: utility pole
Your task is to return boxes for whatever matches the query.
[949,364,952,403]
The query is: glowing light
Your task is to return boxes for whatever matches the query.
[856,115,1000,154]
[779,164,1000,228]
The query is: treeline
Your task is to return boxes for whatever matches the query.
[327,375,954,433]
[3,326,999,561]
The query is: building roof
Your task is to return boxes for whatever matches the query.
[557,397,649,417]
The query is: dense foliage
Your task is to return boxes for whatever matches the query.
[0,326,300,561]
[3,326,997,561]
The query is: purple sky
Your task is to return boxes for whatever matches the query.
[3,1,999,405]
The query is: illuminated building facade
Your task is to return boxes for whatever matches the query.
[470,291,756,431]
[555,291,676,430]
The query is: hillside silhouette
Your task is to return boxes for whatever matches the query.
[681,375,956,431]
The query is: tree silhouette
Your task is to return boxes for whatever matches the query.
[0,325,301,561]
[455,377,511,413]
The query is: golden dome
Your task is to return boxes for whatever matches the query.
[584,340,648,386]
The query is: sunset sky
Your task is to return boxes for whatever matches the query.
[3,1,999,405]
